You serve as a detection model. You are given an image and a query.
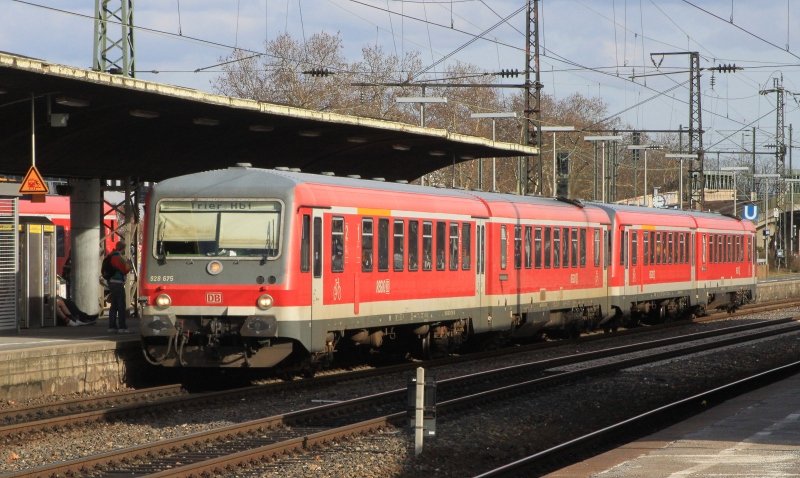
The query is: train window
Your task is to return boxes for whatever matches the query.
[620,230,627,267]
[462,223,472,270]
[301,215,311,272]
[737,236,743,262]
[643,231,649,265]
[534,227,542,269]
[544,227,551,268]
[362,218,374,272]
[562,227,570,268]
[592,228,600,267]
[331,217,345,273]
[437,222,447,271]
[679,233,686,264]
[423,221,433,271]
[500,225,508,270]
[378,218,389,272]
[571,228,578,267]
[604,229,611,268]
[631,231,638,266]
[313,217,322,278]
[727,236,733,263]
[654,232,661,265]
[524,226,532,269]
[409,220,419,271]
[449,223,459,271]
[55,225,66,259]
[667,232,674,264]
[478,225,485,274]
[717,235,723,263]
[514,225,522,270]
[156,200,282,259]
[394,220,405,271]
[702,234,707,263]
[580,228,586,267]
[553,228,561,268]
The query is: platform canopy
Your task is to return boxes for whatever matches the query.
[0,52,537,183]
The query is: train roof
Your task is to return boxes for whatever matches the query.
[595,202,755,232]
[153,165,611,222]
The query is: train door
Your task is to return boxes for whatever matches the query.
[311,210,324,322]
[475,219,487,319]
[625,228,642,297]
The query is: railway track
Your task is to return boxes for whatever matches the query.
[7,316,799,478]
[472,360,800,478]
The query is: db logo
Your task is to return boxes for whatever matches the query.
[206,292,223,304]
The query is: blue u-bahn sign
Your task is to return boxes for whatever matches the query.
[743,204,758,221]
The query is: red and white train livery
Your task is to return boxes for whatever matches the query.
[138,165,756,369]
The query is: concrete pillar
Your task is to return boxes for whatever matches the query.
[69,179,103,316]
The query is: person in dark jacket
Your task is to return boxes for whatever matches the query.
[105,241,132,333]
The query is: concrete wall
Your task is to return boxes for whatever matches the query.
[756,279,800,303]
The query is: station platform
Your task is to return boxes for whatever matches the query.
[546,371,800,477]
[0,316,147,401]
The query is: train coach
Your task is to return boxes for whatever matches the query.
[138,164,756,372]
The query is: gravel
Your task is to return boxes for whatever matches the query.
[2,311,799,477]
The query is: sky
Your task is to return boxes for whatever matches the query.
[2,0,800,164]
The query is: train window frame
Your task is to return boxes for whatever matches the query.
[571,228,579,268]
[604,229,611,269]
[534,227,542,269]
[524,225,532,269]
[593,228,600,267]
[331,216,345,273]
[544,227,551,269]
[562,227,570,269]
[553,227,561,268]
[449,222,459,271]
[409,220,419,271]
[436,221,447,271]
[500,225,508,270]
[579,228,586,267]
[643,231,649,265]
[361,218,374,272]
[394,219,405,272]
[301,214,311,272]
[679,233,686,264]
[620,230,627,267]
[702,234,707,264]
[422,221,433,271]
[378,218,389,272]
[631,230,638,266]
[462,223,472,271]
[514,225,522,270]
[667,232,674,264]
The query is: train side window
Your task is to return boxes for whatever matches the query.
[331,217,345,273]
[378,218,389,272]
[553,228,561,268]
[409,220,419,271]
[667,232,674,264]
[620,230,627,267]
[394,219,405,271]
[500,225,508,270]
[534,227,542,269]
[524,226,532,269]
[631,231,638,266]
[571,228,579,267]
[362,218,373,272]
[679,233,686,264]
[449,223,459,271]
[313,217,322,278]
[643,231,649,265]
[654,232,661,265]
[462,223,472,270]
[728,236,733,263]
[702,234,707,263]
[514,225,522,270]
[717,235,723,263]
[544,227,551,268]
[423,221,433,271]
[562,227,570,268]
[579,228,586,267]
[604,229,611,268]
[593,228,600,267]
[301,214,311,272]
[436,221,447,271]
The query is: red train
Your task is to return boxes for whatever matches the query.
[138,165,756,371]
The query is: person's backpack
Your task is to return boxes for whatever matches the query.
[101,254,115,281]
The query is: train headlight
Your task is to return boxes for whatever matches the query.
[154,293,172,308]
[256,293,274,310]
[206,260,223,275]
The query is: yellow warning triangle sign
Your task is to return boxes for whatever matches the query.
[19,165,49,194]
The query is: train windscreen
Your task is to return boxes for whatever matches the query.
[155,200,282,259]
